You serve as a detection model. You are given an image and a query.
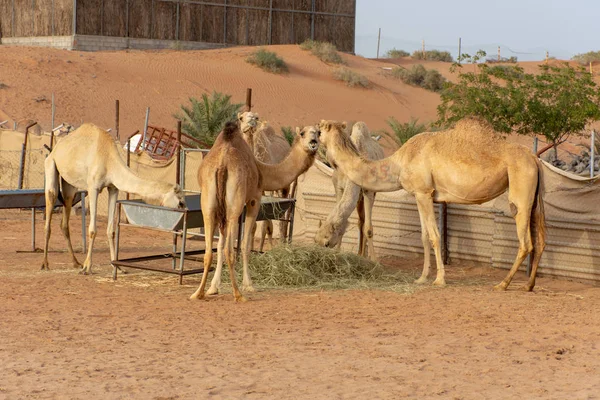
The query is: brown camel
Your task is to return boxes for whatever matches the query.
[190,122,319,301]
[315,122,384,261]
[318,118,546,291]
[238,111,293,249]
[42,123,185,274]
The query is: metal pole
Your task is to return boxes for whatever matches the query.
[376,28,380,59]
[72,0,77,35]
[438,203,448,265]
[31,208,36,251]
[591,130,596,178]
[533,137,539,155]
[268,0,273,45]
[113,202,121,280]
[178,212,188,284]
[51,92,55,131]
[143,107,150,151]
[176,121,182,186]
[115,99,120,141]
[246,88,252,111]
[31,0,34,36]
[51,0,55,37]
[223,0,227,44]
[176,1,180,41]
[12,0,15,37]
[310,0,315,40]
[458,37,461,63]
[18,123,36,189]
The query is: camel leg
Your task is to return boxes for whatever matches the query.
[415,193,445,286]
[106,186,119,262]
[41,158,59,270]
[494,207,533,291]
[60,180,82,268]
[80,188,99,275]
[259,220,273,252]
[524,232,545,291]
[241,200,260,293]
[414,201,432,284]
[190,211,217,300]
[364,191,378,262]
[225,217,246,302]
[206,230,225,296]
[357,194,366,257]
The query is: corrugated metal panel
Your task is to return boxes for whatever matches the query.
[447,205,495,264]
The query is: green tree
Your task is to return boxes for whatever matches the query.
[386,117,428,145]
[437,51,600,158]
[175,92,243,147]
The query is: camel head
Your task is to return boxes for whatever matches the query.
[317,120,347,149]
[238,111,260,136]
[294,125,320,154]
[161,184,186,209]
[314,218,348,249]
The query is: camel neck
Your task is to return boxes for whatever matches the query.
[109,152,169,202]
[257,144,314,191]
[327,131,403,192]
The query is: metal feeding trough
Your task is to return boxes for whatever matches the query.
[112,194,296,284]
[0,189,87,252]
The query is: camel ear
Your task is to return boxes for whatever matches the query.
[295,127,301,135]
[237,112,243,121]
[341,121,347,130]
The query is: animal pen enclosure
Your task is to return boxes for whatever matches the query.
[0,0,356,52]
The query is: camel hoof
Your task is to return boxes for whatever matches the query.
[72,263,82,269]
[432,279,446,287]
[493,283,507,291]
[189,292,204,300]
[235,295,248,303]
[79,268,91,275]
[519,285,534,292]
[206,287,219,296]
[414,277,428,284]
[242,285,256,293]
[40,264,49,271]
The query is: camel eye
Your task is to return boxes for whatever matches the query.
[300,131,305,137]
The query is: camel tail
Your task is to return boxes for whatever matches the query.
[528,159,546,288]
[215,167,228,231]
[222,121,238,141]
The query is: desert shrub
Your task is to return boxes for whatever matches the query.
[333,67,370,88]
[385,48,409,58]
[0,82,8,89]
[572,51,600,65]
[391,64,446,92]
[300,39,346,64]
[385,117,428,145]
[486,56,518,63]
[281,126,295,145]
[174,91,243,147]
[246,48,289,73]
[412,49,453,62]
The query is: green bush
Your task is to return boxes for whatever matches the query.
[281,126,295,145]
[246,48,289,73]
[385,117,428,145]
[412,49,453,62]
[300,39,346,64]
[572,51,600,65]
[174,91,243,147]
[332,67,370,88]
[385,48,409,58]
[391,64,446,92]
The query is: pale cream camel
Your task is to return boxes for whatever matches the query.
[318,118,546,291]
[41,123,185,274]
[315,122,384,261]
[191,122,320,301]
[238,111,293,249]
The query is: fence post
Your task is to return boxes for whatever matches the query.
[115,99,120,141]
[438,203,448,265]
[268,0,273,45]
[223,0,227,44]
[176,1,180,41]
[376,28,380,59]
[458,37,461,63]
[51,0,54,37]
[591,130,596,178]
[143,107,150,150]
[176,121,182,186]
[72,0,77,36]
[31,0,34,36]
[246,88,252,111]
[12,0,15,37]
[310,0,315,40]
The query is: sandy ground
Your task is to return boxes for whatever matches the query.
[1,209,600,400]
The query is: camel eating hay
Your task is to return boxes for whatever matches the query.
[318,118,546,291]
[190,121,320,301]
[315,121,384,261]
[41,123,185,274]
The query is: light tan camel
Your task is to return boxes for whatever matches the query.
[315,122,384,261]
[190,122,320,301]
[238,111,293,249]
[318,118,546,291]
[41,123,185,274]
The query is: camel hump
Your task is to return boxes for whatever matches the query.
[223,121,239,140]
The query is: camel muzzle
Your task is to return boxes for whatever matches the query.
[309,140,318,151]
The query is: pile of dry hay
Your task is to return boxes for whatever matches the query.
[239,244,416,293]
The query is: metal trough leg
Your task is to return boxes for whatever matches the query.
[31,208,36,251]
[178,213,188,285]
[112,202,121,281]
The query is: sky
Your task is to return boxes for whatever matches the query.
[355,0,599,61]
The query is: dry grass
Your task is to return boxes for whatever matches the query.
[333,67,370,88]
[246,48,289,74]
[300,40,346,65]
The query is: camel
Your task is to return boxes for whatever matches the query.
[41,123,185,274]
[318,118,546,291]
[238,111,294,249]
[190,122,319,301]
[315,122,384,261]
